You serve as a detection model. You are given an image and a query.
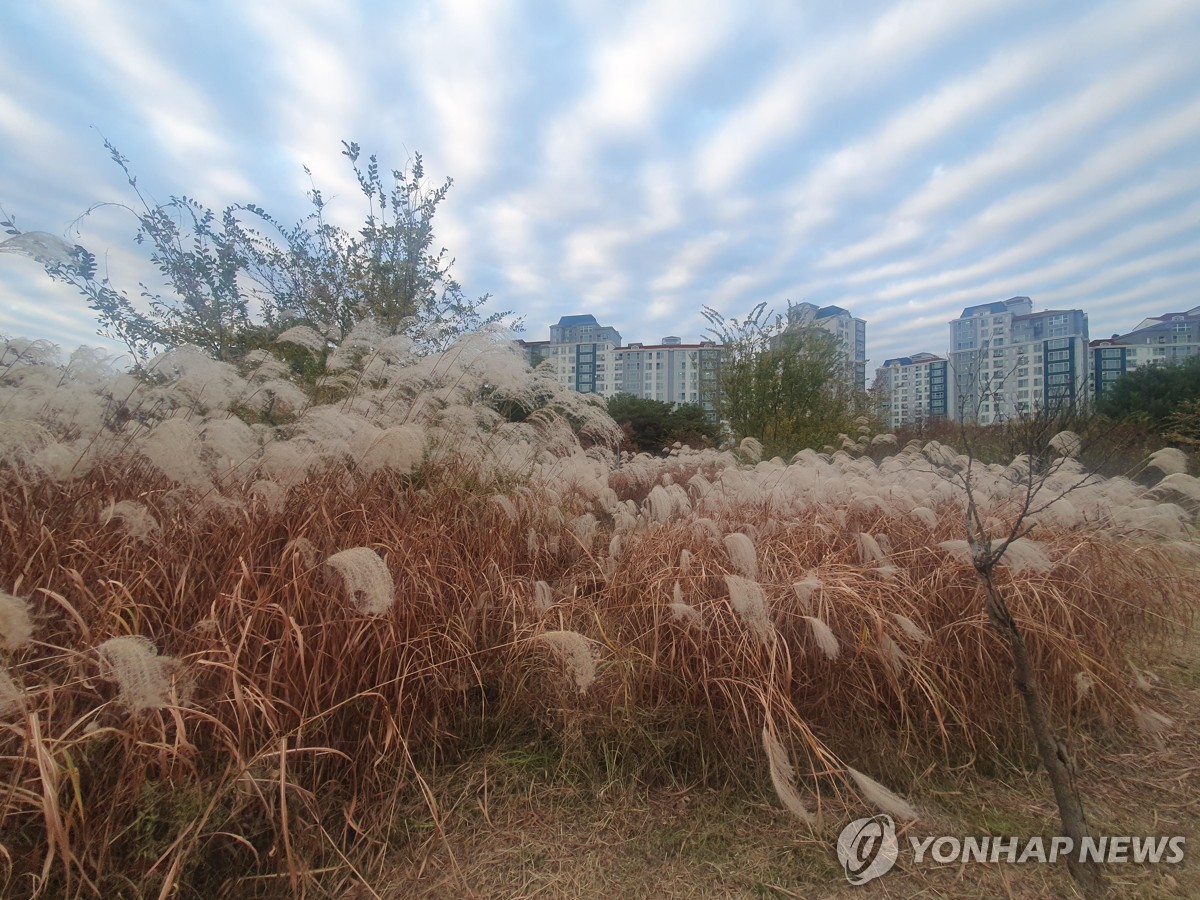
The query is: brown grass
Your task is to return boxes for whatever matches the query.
[0,450,1195,897]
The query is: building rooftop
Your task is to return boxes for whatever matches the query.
[881,352,944,367]
[816,304,850,318]
[617,341,718,351]
[1011,308,1083,321]
[957,296,1033,319]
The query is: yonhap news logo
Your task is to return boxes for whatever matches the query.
[836,819,1187,885]
[837,815,899,885]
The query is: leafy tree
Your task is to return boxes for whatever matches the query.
[666,400,723,449]
[702,302,863,456]
[1096,355,1200,427]
[607,393,720,453]
[1162,397,1200,449]
[3,140,514,363]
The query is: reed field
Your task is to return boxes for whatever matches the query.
[1,329,1198,897]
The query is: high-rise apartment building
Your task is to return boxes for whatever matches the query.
[948,297,1089,424]
[785,302,868,390]
[531,306,868,418]
[874,352,951,429]
[531,315,722,413]
[545,315,622,395]
[601,339,722,413]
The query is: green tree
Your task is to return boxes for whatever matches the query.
[3,140,513,362]
[1162,397,1200,449]
[702,302,862,455]
[607,393,721,453]
[1096,355,1200,427]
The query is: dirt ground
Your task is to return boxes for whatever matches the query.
[362,632,1200,900]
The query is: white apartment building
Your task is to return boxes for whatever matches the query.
[785,302,868,390]
[539,316,721,413]
[874,352,951,430]
[536,306,868,417]
[599,338,722,413]
[1091,305,1200,398]
[949,297,1089,424]
[542,315,622,396]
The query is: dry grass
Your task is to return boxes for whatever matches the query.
[1,334,1197,896]
[378,631,1200,899]
[0,449,1194,897]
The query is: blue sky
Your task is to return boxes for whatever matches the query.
[2,0,1199,372]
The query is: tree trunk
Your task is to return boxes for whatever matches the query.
[978,567,1106,896]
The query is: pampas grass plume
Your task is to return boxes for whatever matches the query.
[96,635,180,711]
[1049,430,1081,458]
[791,574,821,613]
[532,580,554,613]
[285,537,320,568]
[0,667,23,715]
[1000,537,1053,574]
[891,613,931,644]
[99,500,161,543]
[723,532,758,579]
[724,575,773,645]
[535,630,596,693]
[1074,671,1095,702]
[1133,706,1174,736]
[1147,448,1187,476]
[670,582,703,627]
[325,547,395,615]
[490,494,519,523]
[0,590,34,651]
[249,479,286,513]
[761,727,816,826]
[910,506,938,529]
[879,633,907,673]
[847,766,919,820]
[802,615,839,660]
[856,533,885,564]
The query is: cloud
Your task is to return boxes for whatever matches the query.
[845,169,1200,305]
[50,0,255,202]
[824,50,1198,272]
[786,0,1188,243]
[694,0,1023,194]
[407,0,517,187]
[2,0,1199,381]
[540,0,736,195]
[650,231,729,293]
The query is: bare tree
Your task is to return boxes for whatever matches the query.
[932,365,1108,895]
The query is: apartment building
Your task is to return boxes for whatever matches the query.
[537,315,721,411]
[874,352,951,429]
[545,315,622,395]
[949,297,1089,424]
[1091,305,1200,397]
[514,339,550,369]
[784,302,868,390]
[601,338,722,413]
[533,306,867,416]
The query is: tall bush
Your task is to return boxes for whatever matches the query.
[3,140,515,363]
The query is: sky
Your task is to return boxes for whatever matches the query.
[2,0,1199,375]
